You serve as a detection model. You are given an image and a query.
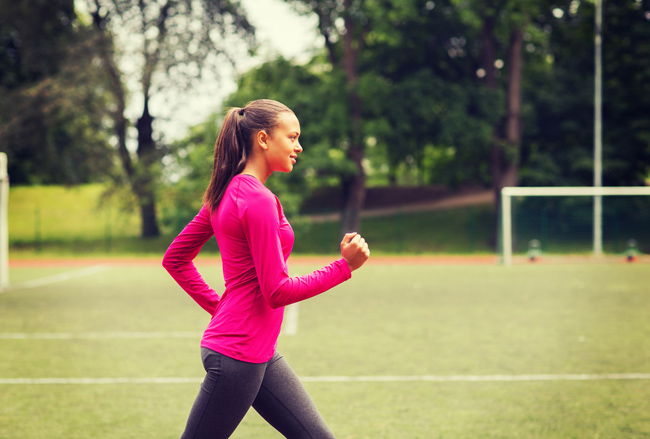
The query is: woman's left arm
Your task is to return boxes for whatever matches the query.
[162,206,220,314]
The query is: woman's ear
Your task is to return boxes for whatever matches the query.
[256,130,270,150]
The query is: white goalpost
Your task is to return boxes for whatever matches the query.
[501,186,650,266]
[0,152,8,288]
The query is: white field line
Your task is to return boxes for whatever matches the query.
[0,331,202,340]
[0,264,110,292]
[299,373,650,383]
[0,324,304,339]
[1,373,649,385]
[282,303,299,336]
[0,377,204,385]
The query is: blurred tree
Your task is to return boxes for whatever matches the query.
[521,0,650,187]
[0,0,74,87]
[223,57,354,203]
[286,0,369,233]
[519,1,595,187]
[161,115,216,233]
[360,0,499,187]
[169,0,650,240]
[600,0,650,185]
[0,0,115,184]
[164,57,354,226]
[85,0,255,237]
[453,0,549,201]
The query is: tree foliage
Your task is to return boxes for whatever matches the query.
[164,57,355,227]
[360,0,501,186]
[85,0,256,237]
[4,0,650,245]
[170,0,650,229]
[284,0,372,233]
[521,0,650,187]
[0,0,115,185]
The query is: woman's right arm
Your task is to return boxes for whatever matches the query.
[243,193,369,309]
[162,206,220,314]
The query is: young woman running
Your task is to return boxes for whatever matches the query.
[162,99,370,439]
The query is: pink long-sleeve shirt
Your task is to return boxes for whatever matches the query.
[162,174,351,363]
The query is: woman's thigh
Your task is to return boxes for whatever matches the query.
[252,353,336,439]
[181,348,266,439]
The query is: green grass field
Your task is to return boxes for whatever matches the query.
[1,259,649,438]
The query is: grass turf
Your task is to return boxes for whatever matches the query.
[1,261,649,438]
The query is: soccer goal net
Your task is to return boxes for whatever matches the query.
[501,187,650,265]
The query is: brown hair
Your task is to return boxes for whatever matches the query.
[203,99,293,213]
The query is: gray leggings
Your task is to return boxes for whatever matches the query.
[180,348,336,439]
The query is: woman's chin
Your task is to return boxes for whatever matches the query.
[275,166,293,174]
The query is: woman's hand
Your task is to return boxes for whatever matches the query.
[340,232,370,272]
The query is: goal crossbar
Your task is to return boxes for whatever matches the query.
[501,186,650,265]
[502,187,650,197]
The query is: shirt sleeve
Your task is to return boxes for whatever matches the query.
[162,206,220,314]
[241,191,351,309]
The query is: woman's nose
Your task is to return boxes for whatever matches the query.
[296,142,303,153]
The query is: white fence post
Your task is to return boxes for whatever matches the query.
[501,188,512,266]
[0,152,9,289]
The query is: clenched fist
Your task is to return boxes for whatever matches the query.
[340,232,370,272]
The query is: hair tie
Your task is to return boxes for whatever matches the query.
[238,108,244,116]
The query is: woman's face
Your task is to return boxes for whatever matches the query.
[265,112,302,173]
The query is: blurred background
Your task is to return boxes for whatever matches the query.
[2,0,649,257]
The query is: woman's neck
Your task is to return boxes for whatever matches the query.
[240,162,270,185]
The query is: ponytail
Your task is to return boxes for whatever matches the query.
[203,99,293,212]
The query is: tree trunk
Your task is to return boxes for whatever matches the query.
[91,6,160,238]
[135,98,160,238]
[502,27,524,188]
[339,0,366,234]
[480,14,504,249]
[91,11,132,179]
[482,18,525,252]
[480,15,502,206]
[340,138,366,233]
